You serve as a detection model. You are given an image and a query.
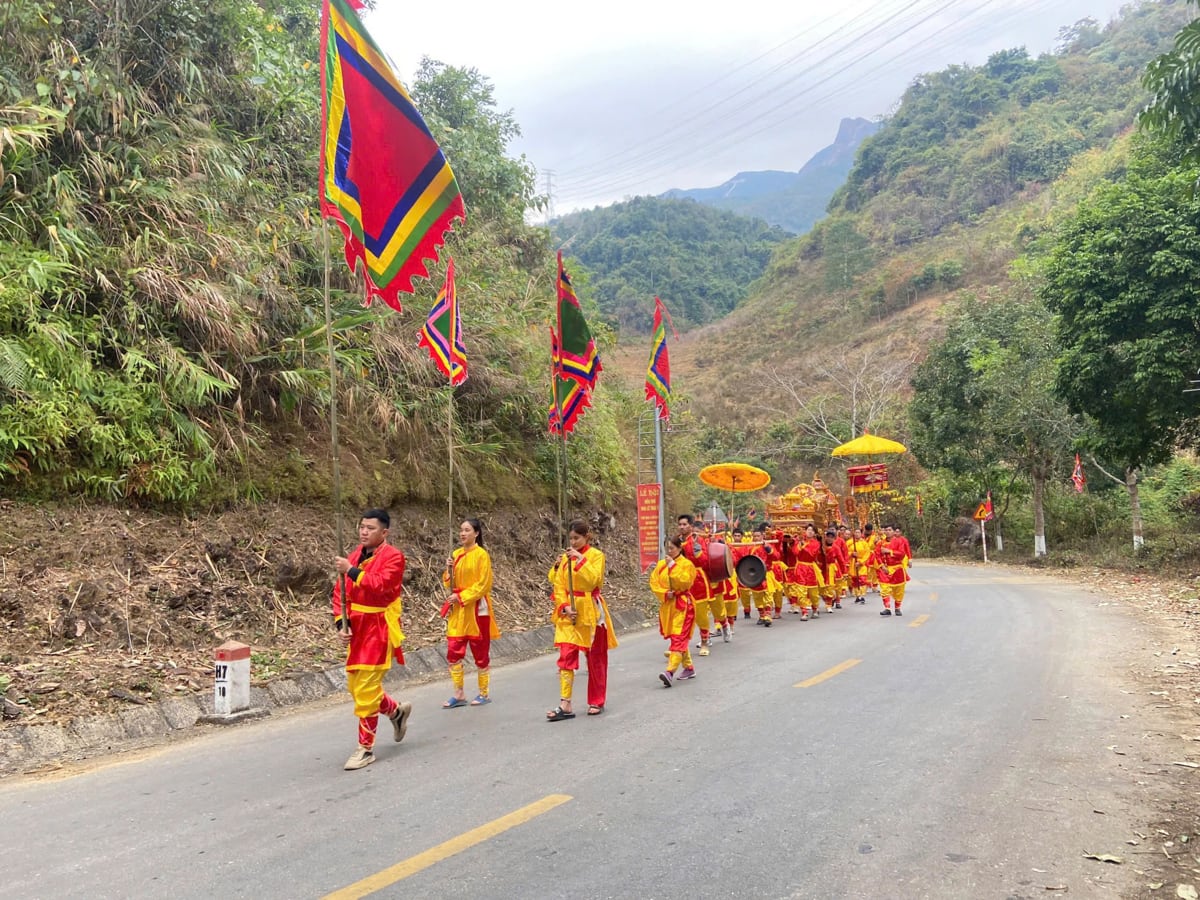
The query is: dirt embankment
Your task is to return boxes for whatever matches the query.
[0,500,650,727]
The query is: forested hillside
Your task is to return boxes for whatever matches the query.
[0,0,630,508]
[654,0,1200,553]
[549,197,789,333]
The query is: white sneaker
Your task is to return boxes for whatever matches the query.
[389,701,412,743]
[344,747,375,770]
[721,624,731,642]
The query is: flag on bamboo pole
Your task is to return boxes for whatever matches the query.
[417,258,467,385]
[548,327,592,435]
[645,296,672,419]
[319,0,465,312]
[915,493,923,517]
[1071,453,1086,493]
[555,252,601,389]
[984,491,994,521]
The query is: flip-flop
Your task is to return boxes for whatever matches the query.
[587,705,604,716]
[442,697,468,709]
[546,706,575,722]
[469,695,491,706]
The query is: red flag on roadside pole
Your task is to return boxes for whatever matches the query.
[1072,454,1086,493]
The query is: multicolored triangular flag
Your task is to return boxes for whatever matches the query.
[555,252,601,389]
[548,326,593,436]
[418,258,466,386]
[319,0,465,311]
[645,296,672,420]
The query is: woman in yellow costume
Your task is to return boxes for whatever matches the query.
[547,520,618,720]
[440,518,502,708]
[651,536,697,687]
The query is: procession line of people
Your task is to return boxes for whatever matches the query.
[330,507,910,770]
[654,515,912,687]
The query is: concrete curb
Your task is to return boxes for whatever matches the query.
[0,606,656,777]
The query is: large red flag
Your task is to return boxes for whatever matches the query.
[320,0,465,311]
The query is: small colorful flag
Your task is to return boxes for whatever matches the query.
[319,0,465,311]
[548,326,593,436]
[1072,453,1086,493]
[915,493,923,517]
[555,252,601,389]
[645,296,672,419]
[417,258,466,385]
[984,491,994,521]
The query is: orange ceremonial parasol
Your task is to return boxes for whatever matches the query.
[699,463,771,530]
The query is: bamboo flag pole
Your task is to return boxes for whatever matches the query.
[446,266,456,554]
[321,224,348,630]
[552,269,575,612]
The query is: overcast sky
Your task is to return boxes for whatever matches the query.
[369,0,1136,216]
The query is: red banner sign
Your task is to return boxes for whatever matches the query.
[846,463,889,493]
[636,483,662,571]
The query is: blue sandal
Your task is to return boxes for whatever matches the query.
[469,695,491,706]
[442,697,468,709]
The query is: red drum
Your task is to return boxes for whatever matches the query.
[700,541,734,582]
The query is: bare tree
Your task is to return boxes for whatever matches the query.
[761,338,918,458]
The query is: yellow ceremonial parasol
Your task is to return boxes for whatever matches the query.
[831,432,906,527]
[830,432,908,457]
[699,463,771,530]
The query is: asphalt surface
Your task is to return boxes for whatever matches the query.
[0,563,1169,899]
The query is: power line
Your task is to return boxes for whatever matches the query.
[553,0,1059,206]
[556,0,979,197]
[556,0,939,188]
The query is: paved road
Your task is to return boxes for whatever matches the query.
[0,563,1169,898]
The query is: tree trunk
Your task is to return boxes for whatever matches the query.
[1126,466,1144,550]
[1032,470,1047,557]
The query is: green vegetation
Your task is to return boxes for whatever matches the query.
[661,1,1200,559]
[550,196,790,332]
[0,0,631,507]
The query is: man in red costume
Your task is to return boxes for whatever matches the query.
[878,523,912,617]
[792,524,825,620]
[333,508,413,771]
[677,513,721,655]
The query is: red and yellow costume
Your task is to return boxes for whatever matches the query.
[732,536,755,617]
[792,535,825,618]
[821,537,848,609]
[650,555,697,677]
[833,533,850,599]
[864,529,882,592]
[443,544,502,700]
[846,535,872,602]
[332,542,406,749]
[550,545,618,709]
[768,558,787,617]
[680,534,722,650]
[879,534,912,611]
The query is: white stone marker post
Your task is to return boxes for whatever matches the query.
[214,640,251,715]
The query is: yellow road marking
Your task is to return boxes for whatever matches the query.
[795,658,861,688]
[929,592,938,604]
[323,793,573,899]
[909,614,930,628]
